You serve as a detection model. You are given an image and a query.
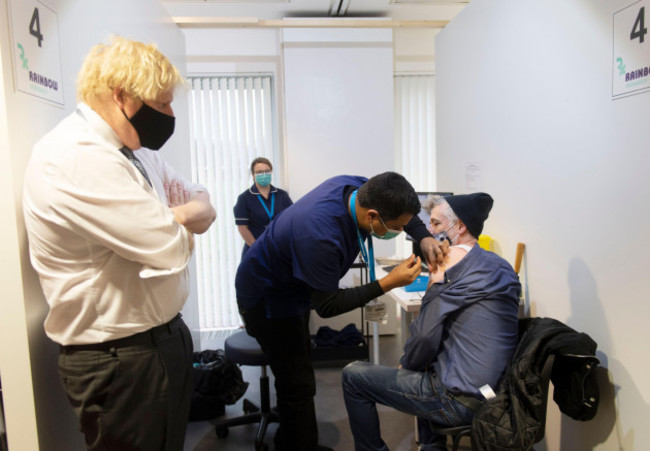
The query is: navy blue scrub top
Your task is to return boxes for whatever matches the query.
[235,175,368,319]
[233,184,293,242]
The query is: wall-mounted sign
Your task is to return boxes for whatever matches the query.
[8,0,64,105]
[613,0,650,98]
[464,161,482,190]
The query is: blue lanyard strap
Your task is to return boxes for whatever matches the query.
[349,190,376,282]
[257,191,275,220]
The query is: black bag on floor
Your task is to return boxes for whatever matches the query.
[190,349,249,421]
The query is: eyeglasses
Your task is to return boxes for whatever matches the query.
[254,170,272,175]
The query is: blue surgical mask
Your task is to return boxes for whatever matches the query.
[371,214,402,240]
[255,173,272,186]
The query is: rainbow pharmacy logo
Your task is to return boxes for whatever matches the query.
[16,42,59,92]
[617,57,649,87]
[17,43,29,70]
[623,65,650,82]
[616,57,626,76]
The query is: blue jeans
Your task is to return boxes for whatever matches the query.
[342,361,476,451]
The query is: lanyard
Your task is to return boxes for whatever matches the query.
[256,192,275,220]
[349,190,376,282]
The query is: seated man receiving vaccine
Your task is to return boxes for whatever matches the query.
[342,193,521,451]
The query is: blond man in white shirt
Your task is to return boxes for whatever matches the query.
[23,36,215,451]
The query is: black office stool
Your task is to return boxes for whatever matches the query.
[214,330,279,451]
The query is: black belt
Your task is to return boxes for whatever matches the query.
[447,391,484,411]
[429,371,484,411]
[61,314,184,352]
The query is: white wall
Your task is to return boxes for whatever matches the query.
[0,1,192,449]
[282,27,395,198]
[436,0,647,449]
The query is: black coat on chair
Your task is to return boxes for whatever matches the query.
[471,317,600,450]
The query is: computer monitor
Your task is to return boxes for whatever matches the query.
[408,191,453,263]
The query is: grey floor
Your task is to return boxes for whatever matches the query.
[183,329,469,451]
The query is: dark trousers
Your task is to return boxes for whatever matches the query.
[241,301,318,451]
[58,315,193,451]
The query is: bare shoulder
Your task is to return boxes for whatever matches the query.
[427,247,470,286]
[446,247,468,267]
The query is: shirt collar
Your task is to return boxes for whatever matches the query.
[249,184,278,195]
[76,102,124,151]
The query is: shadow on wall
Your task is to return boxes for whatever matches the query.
[560,351,645,451]
[19,227,85,451]
[558,258,644,450]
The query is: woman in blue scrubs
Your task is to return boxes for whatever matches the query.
[233,157,293,258]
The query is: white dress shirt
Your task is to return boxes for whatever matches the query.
[23,103,204,345]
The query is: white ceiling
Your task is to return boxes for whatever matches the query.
[161,0,469,21]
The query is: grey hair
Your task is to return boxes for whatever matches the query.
[422,195,458,224]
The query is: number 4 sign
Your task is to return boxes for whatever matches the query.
[8,0,64,105]
[29,7,45,47]
[613,0,650,98]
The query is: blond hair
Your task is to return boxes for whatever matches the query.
[77,35,185,103]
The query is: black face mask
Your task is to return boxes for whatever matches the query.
[123,102,175,150]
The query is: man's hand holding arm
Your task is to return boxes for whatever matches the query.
[403,215,449,272]
[167,180,216,234]
[419,236,449,273]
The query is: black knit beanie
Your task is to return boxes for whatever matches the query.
[445,193,493,238]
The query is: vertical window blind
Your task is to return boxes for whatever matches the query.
[188,75,277,330]
[394,74,437,257]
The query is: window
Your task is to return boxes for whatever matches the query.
[188,75,277,330]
